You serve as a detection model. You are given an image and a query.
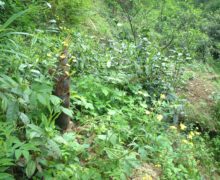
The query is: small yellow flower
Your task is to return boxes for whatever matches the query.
[155,164,161,168]
[187,131,195,139]
[60,54,66,59]
[64,71,69,76]
[182,139,189,144]
[156,114,163,121]
[190,131,195,136]
[180,123,187,130]
[188,134,193,139]
[169,126,177,130]
[62,40,69,47]
[142,174,153,180]
[160,94,166,99]
[145,110,151,115]
[195,131,201,135]
[47,53,52,57]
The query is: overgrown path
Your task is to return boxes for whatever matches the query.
[178,64,220,133]
[130,63,220,179]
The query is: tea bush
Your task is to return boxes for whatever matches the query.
[0,0,219,179]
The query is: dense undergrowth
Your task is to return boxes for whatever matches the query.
[0,0,220,179]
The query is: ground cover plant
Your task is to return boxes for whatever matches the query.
[0,0,219,179]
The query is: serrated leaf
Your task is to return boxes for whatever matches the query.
[27,124,44,137]
[105,149,117,159]
[47,140,61,158]
[54,135,67,145]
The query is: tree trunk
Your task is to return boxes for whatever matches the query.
[54,43,71,130]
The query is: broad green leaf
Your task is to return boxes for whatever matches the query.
[0,173,14,180]
[101,88,109,96]
[0,158,14,167]
[15,150,22,160]
[108,109,117,116]
[19,113,30,125]
[50,95,61,106]
[47,140,61,158]
[0,94,8,111]
[61,107,73,118]
[22,150,30,162]
[25,160,36,178]
[109,133,117,145]
[54,135,67,145]
[37,94,48,106]
[27,124,44,138]
[97,135,107,141]
[6,101,19,121]
[105,149,118,159]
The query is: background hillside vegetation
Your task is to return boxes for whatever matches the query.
[0,0,219,179]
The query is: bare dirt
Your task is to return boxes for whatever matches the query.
[184,73,218,106]
[177,71,220,131]
[131,163,161,180]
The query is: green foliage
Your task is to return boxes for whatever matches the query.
[0,0,219,179]
[49,0,91,26]
[0,0,91,31]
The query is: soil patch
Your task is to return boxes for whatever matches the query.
[185,73,217,105]
[131,163,161,180]
[178,71,219,131]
